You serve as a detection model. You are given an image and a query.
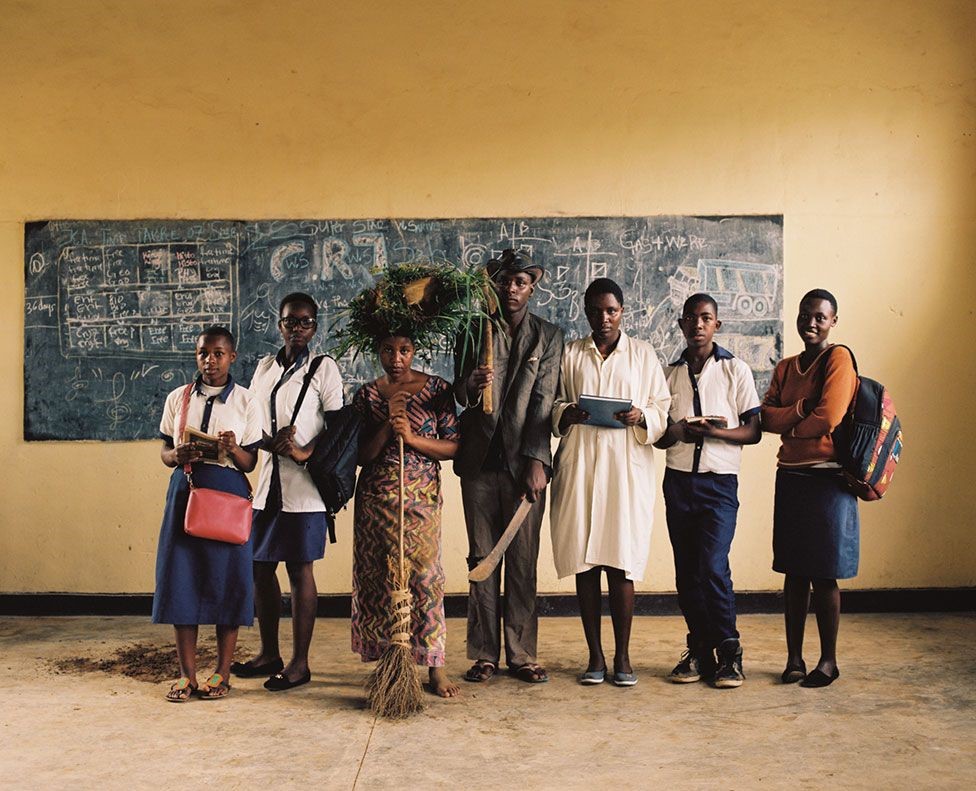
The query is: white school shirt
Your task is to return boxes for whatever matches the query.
[663,344,761,475]
[549,332,671,582]
[159,377,263,469]
[249,348,344,512]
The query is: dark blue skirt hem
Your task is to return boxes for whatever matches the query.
[250,508,329,563]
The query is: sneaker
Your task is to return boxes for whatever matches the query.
[713,638,744,688]
[668,636,716,684]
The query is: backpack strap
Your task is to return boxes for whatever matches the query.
[289,355,327,426]
[820,344,859,376]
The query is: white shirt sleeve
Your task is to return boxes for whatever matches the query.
[734,359,762,419]
[159,387,182,444]
[240,391,264,448]
[317,356,344,412]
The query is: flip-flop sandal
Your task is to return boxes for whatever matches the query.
[165,676,197,703]
[199,672,231,700]
[510,663,549,684]
[463,660,498,683]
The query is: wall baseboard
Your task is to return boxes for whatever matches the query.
[1,588,973,618]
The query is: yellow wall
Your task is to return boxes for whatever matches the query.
[1,0,973,594]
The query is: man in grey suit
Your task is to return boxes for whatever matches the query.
[454,249,564,684]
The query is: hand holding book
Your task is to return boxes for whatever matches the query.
[181,427,228,464]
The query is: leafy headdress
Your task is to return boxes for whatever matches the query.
[331,260,498,362]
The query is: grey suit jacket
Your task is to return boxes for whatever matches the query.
[453,312,564,479]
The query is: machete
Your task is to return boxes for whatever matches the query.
[467,498,534,583]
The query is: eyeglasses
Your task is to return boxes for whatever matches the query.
[279,317,317,329]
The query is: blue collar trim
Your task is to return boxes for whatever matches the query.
[670,343,734,366]
[193,374,236,402]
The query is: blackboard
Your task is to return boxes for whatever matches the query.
[24,216,783,440]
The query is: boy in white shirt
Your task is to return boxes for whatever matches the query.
[656,293,761,688]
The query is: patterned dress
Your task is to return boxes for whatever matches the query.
[351,375,459,667]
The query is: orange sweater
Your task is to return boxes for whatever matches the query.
[761,345,858,467]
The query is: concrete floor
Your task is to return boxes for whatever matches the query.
[0,613,974,790]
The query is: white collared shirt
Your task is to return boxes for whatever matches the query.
[249,349,344,512]
[159,377,263,469]
[664,344,761,475]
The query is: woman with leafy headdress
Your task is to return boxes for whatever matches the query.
[335,264,490,702]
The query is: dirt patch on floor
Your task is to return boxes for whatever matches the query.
[52,642,222,683]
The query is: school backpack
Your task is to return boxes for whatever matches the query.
[824,345,903,501]
[305,405,363,522]
[289,356,363,539]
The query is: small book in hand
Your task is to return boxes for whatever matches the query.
[181,427,227,463]
[578,394,634,429]
[686,415,728,429]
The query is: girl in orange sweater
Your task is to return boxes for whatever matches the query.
[761,289,858,688]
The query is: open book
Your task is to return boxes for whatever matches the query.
[686,415,728,429]
[181,426,227,463]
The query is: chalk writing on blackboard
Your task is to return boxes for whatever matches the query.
[25,217,783,441]
[56,241,237,358]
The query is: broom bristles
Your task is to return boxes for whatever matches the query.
[364,583,426,718]
[365,642,425,719]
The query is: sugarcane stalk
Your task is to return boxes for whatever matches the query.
[483,321,494,414]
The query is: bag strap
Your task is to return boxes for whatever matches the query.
[815,344,859,424]
[177,383,196,486]
[819,344,859,376]
[289,355,327,426]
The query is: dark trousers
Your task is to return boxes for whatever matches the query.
[461,469,545,667]
[663,468,740,649]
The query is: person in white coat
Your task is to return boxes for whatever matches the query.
[550,278,670,686]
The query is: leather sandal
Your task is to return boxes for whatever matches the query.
[199,672,231,700]
[165,676,197,703]
[509,663,549,683]
[463,660,497,683]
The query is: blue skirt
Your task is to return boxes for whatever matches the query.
[152,464,254,626]
[250,508,329,563]
[773,468,860,580]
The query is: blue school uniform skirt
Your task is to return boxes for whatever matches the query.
[152,464,254,626]
[250,508,329,563]
[773,468,860,580]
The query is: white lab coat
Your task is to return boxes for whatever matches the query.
[550,333,670,581]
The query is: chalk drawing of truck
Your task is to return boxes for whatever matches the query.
[669,259,779,319]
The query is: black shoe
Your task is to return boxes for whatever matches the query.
[799,667,839,688]
[781,661,807,684]
[230,658,284,678]
[713,638,744,688]
[264,670,312,691]
[668,635,716,683]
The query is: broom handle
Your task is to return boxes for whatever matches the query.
[483,322,493,414]
[398,435,405,584]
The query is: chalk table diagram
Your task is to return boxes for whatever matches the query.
[58,241,237,358]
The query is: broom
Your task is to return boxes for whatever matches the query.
[365,435,425,718]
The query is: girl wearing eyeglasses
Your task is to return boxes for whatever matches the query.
[231,292,344,691]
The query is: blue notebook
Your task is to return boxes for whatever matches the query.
[578,394,633,429]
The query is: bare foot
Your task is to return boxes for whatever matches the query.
[429,667,460,698]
